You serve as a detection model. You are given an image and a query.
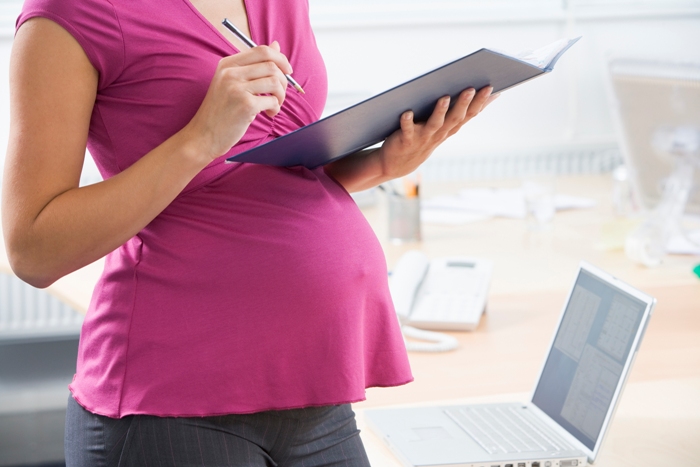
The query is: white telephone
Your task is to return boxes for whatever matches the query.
[389,250,493,352]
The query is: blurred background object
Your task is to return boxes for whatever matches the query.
[608,60,700,215]
[608,59,700,266]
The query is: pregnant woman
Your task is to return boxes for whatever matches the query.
[3,0,496,465]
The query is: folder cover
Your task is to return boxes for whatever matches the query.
[226,38,580,168]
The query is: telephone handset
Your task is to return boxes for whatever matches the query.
[389,250,493,352]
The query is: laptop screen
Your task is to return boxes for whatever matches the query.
[531,269,648,450]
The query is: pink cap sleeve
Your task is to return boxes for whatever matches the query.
[16,0,124,90]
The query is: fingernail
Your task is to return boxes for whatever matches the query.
[403,111,414,120]
[442,96,450,106]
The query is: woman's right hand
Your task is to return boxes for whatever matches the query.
[184,41,292,162]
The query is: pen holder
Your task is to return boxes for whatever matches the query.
[523,176,556,231]
[388,193,421,243]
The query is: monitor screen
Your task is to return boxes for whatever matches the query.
[609,58,700,215]
[531,269,648,450]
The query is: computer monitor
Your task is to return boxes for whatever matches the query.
[608,58,700,215]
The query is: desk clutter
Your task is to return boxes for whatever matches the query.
[420,185,596,226]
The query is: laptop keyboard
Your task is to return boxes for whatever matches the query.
[445,405,568,455]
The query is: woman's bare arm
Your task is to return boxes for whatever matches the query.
[2,18,291,288]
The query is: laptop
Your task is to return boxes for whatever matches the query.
[365,261,656,467]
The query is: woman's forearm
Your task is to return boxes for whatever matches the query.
[324,148,390,193]
[4,127,209,288]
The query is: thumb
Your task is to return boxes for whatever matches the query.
[270,40,281,52]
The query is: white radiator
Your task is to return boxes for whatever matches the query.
[421,143,622,182]
[0,272,83,342]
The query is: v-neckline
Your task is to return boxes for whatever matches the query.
[182,0,256,54]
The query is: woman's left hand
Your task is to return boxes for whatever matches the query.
[376,86,497,179]
[324,86,499,192]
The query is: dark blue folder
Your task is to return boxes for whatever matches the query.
[226,38,580,168]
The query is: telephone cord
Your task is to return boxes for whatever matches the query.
[401,325,459,352]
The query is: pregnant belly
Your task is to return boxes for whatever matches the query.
[129,164,388,340]
[77,164,408,414]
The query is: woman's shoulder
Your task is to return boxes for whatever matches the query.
[18,0,122,39]
[17,0,124,90]
[18,0,119,22]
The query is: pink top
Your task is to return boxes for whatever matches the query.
[17,0,412,418]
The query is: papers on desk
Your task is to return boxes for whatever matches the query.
[421,187,596,225]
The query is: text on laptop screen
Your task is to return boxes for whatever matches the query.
[531,269,647,450]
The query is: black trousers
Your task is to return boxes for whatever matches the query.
[65,396,372,467]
